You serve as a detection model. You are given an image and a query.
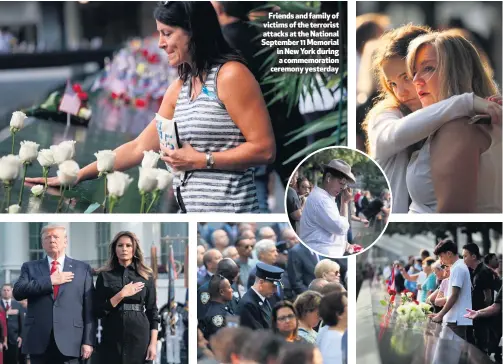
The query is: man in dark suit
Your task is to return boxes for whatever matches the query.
[237,262,284,330]
[13,225,96,364]
[287,243,319,296]
[1,283,24,364]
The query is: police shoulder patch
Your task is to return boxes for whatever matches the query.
[212,315,224,327]
[200,292,210,305]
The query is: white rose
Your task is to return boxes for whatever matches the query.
[141,150,160,168]
[138,167,158,193]
[107,171,133,198]
[0,155,22,181]
[56,160,80,186]
[156,169,173,190]
[31,185,44,196]
[51,140,76,165]
[8,204,20,214]
[10,111,27,131]
[95,150,116,173]
[37,149,55,167]
[19,141,40,164]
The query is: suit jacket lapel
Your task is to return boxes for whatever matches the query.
[251,289,271,323]
[56,256,74,301]
[38,258,53,301]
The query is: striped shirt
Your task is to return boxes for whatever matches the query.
[171,63,259,213]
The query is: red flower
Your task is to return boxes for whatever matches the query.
[390,295,395,303]
[135,98,147,108]
[387,288,396,296]
[111,92,119,100]
[72,84,83,93]
[414,300,419,305]
[141,49,149,58]
[77,92,88,101]
[148,54,160,64]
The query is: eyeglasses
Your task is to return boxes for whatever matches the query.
[277,314,296,322]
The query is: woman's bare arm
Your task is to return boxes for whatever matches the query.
[430,119,490,213]
[161,62,275,171]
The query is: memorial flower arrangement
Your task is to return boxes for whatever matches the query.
[0,116,172,213]
[90,36,178,109]
[23,83,93,125]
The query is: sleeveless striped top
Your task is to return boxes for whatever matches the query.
[171,64,259,213]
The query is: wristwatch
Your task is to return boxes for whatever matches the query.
[205,152,215,169]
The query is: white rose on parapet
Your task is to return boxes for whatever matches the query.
[141,150,160,168]
[57,160,80,186]
[8,204,20,214]
[37,149,55,167]
[0,155,22,182]
[31,185,44,197]
[95,150,116,174]
[107,171,133,198]
[155,169,173,191]
[19,141,40,164]
[10,111,27,131]
[138,167,159,193]
[51,140,76,164]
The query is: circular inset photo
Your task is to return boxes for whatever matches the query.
[285,146,392,258]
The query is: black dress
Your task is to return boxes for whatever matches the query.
[95,264,160,364]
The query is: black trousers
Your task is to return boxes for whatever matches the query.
[446,323,468,340]
[30,331,80,364]
[4,343,19,364]
[468,318,489,353]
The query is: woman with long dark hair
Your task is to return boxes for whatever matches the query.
[28,1,275,213]
[94,231,159,364]
[271,301,303,343]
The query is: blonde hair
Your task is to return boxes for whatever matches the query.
[406,31,499,101]
[361,24,431,155]
[314,260,340,279]
[96,231,153,280]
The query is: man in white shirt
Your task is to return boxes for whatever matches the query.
[430,239,472,340]
[299,159,356,257]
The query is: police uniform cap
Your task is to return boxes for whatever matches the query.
[255,262,283,285]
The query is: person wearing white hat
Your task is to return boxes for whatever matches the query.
[299,159,357,257]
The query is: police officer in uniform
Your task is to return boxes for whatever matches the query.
[237,262,284,330]
[197,258,240,322]
[200,275,236,339]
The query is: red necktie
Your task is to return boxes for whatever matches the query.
[51,261,60,298]
[5,302,9,311]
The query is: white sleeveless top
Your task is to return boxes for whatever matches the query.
[406,126,502,213]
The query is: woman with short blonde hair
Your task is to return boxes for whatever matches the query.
[314,260,341,283]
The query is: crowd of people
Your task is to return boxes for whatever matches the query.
[380,240,502,362]
[286,159,390,257]
[356,13,502,214]
[197,222,348,364]
[0,225,188,364]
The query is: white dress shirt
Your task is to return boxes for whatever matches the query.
[299,186,349,257]
[251,287,266,302]
[47,255,66,272]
